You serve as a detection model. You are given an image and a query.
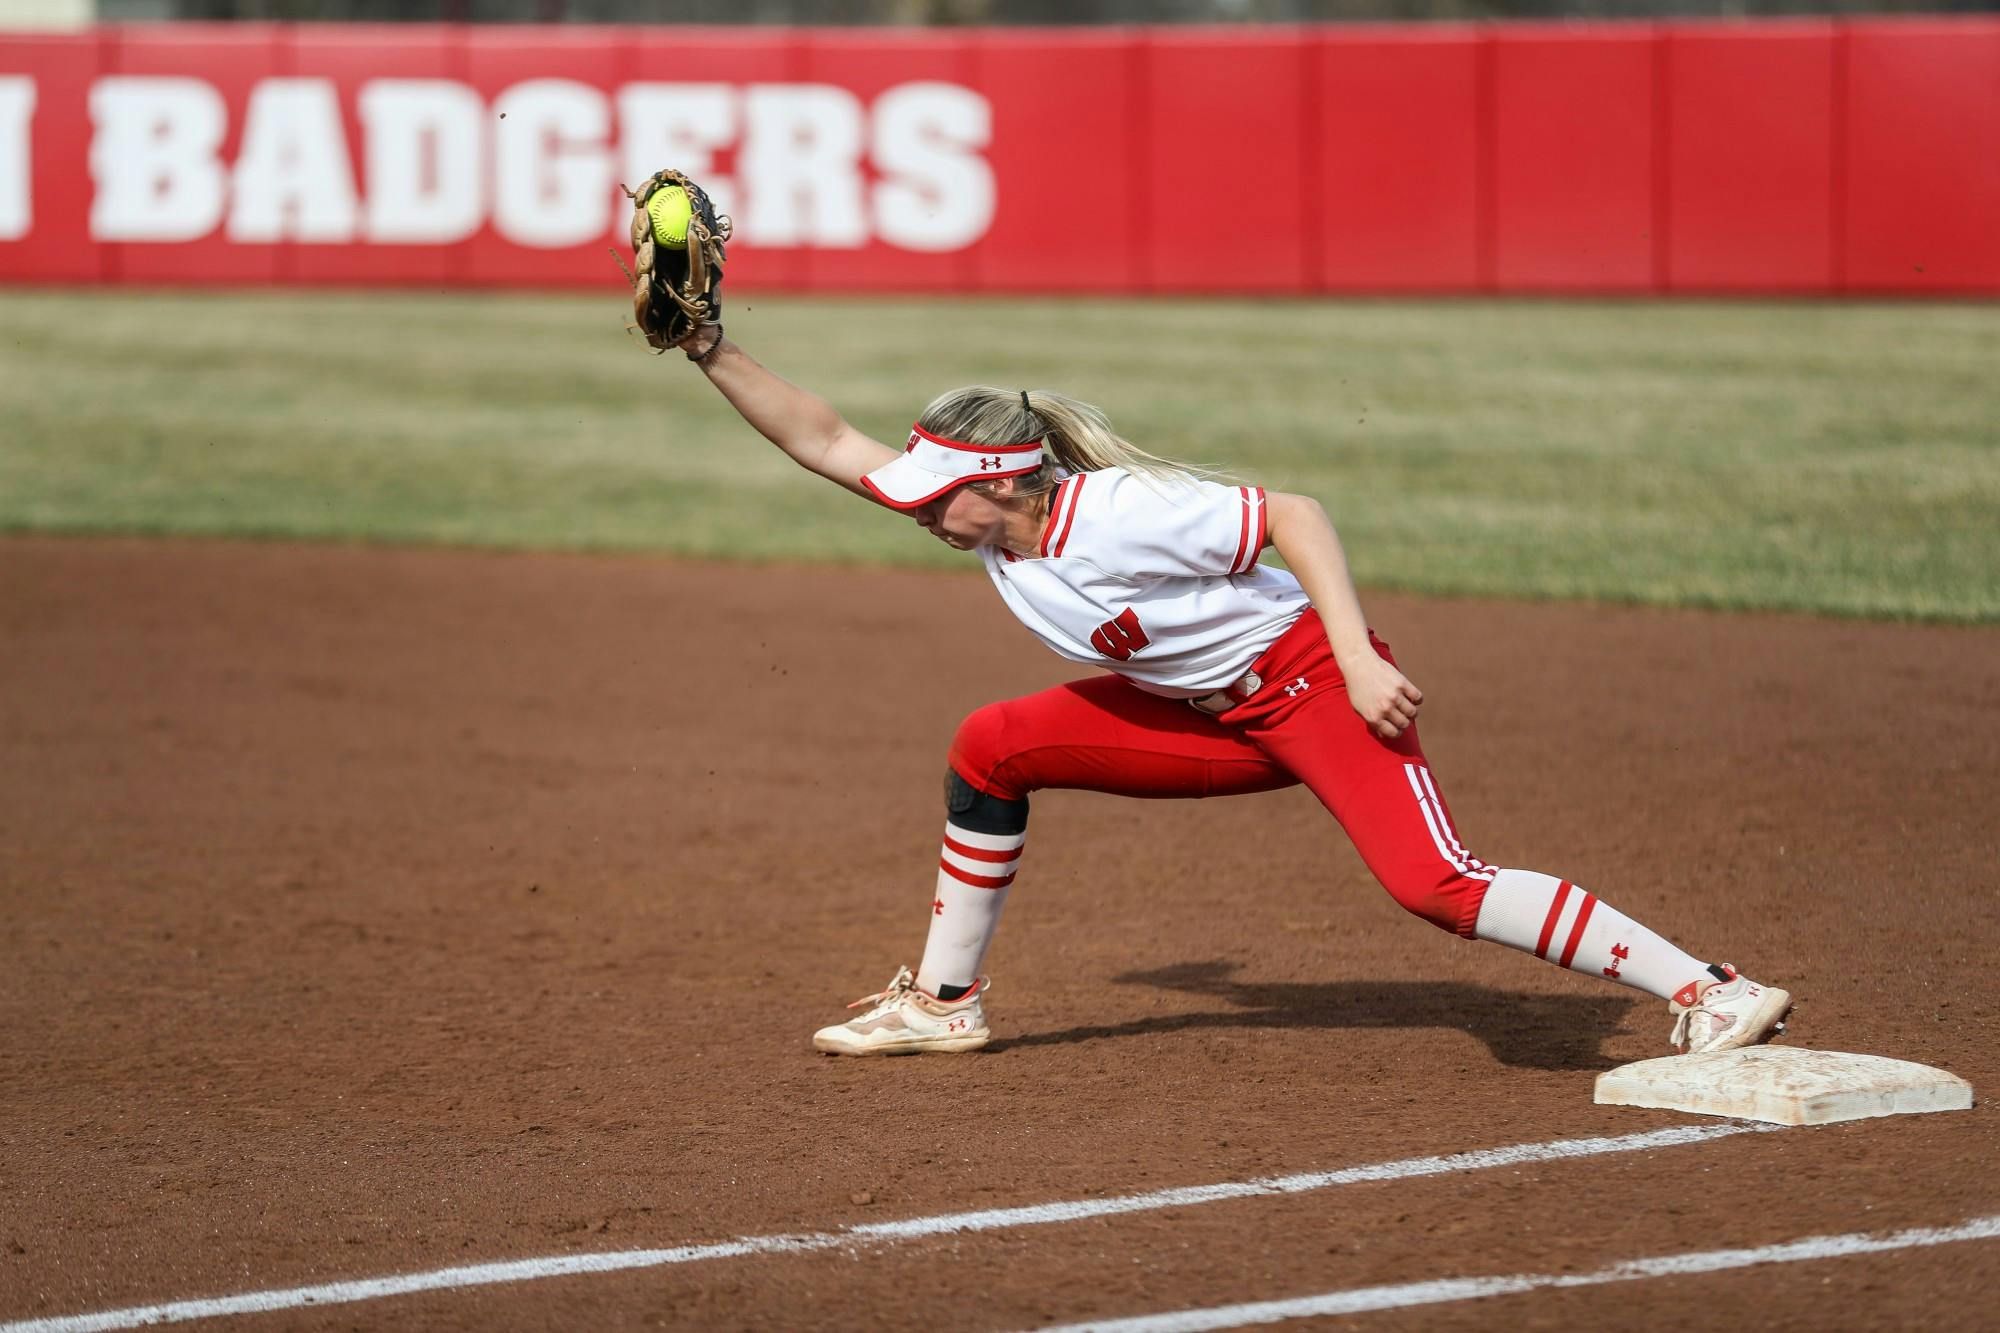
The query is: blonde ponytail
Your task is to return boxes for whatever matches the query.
[916,385,1217,503]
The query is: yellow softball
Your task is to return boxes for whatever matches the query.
[646,185,692,250]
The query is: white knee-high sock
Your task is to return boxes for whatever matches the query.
[1474,868,1717,1002]
[915,822,1024,996]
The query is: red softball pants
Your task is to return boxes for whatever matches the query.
[946,610,1495,938]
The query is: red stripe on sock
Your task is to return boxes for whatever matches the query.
[942,833,1023,864]
[940,858,1017,890]
[1558,893,1598,970]
[1535,880,1573,959]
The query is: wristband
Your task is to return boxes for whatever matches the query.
[687,326,724,368]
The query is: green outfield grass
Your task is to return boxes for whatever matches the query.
[3,290,1995,620]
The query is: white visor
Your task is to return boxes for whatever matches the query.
[860,424,1045,510]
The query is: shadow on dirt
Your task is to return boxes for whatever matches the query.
[990,960,1644,1071]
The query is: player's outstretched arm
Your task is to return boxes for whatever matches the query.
[677,324,900,500]
[1264,492,1423,740]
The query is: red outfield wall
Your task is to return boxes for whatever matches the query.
[0,18,1995,295]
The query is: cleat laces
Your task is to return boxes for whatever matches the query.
[846,965,919,1015]
[1670,1006,1718,1051]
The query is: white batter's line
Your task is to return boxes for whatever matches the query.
[1026,1213,2000,1332]
[1,1122,1773,1333]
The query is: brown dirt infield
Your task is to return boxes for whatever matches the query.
[2,535,1996,1331]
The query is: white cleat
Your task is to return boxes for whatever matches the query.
[1669,965,1794,1056]
[812,966,991,1056]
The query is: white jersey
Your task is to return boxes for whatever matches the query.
[976,468,1309,697]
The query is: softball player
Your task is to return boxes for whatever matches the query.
[670,323,1793,1060]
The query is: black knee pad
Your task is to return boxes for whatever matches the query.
[944,767,1029,835]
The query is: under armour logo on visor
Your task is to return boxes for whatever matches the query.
[979,456,1003,471]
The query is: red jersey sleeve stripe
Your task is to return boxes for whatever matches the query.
[940,859,1019,891]
[1230,486,1254,574]
[1037,478,1075,558]
[1241,487,1268,573]
[943,834,1022,864]
[1048,473,1087,558]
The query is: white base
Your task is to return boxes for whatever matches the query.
[1594,1046,1973,1127]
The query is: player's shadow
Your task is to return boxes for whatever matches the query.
[989,960,1641,1071]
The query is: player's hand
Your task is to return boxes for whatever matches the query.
[1344,653,1422,740]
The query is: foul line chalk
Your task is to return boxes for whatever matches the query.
[845,1121,1774,1240]
[1,1122,1772,1333]
[1026,1214,2000,1333]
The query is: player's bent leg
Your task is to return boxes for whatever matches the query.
[931,681,1286,989]
[932,679,1288,981]
[817,677,1294,1056]
[929,674,1290,993]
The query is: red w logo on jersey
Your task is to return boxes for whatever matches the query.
[1089,608,1151,661]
